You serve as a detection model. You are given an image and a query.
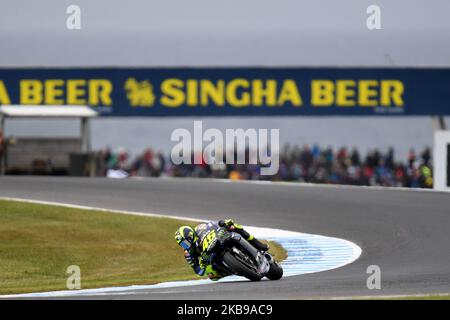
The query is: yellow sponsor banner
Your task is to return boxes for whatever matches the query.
[0,67,424,116]
[10,79,113,106]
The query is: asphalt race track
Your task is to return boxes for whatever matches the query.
[1,176,449,299]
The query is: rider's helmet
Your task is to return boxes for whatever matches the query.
[175,226,197,250]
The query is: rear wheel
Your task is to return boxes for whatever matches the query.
[266,262,283,280]
[222,251,262,281]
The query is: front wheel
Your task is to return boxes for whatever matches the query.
[266,262,283,280]
[222,251,262,281]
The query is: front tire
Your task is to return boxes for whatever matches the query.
[222,251,262,281]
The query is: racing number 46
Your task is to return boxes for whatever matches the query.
[202,230,216,251]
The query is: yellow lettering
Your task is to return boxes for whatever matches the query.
[311,80,334,106]
[226,79,250,107]
[186,80,198,107]
[358,80,378,107]
[89,79,112,106]
[277,80,302,106]
[336,80,356,107]
[253,80,277,106]
[20,80,43,104]
[160,79,185,107]
[44,79,64,105]
[201,80,225,106]
[0,81,11,105]
[67,79,87,105]
[381,80,404,107]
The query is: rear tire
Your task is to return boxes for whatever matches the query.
[266,262,283,280]
[222,251,262,281]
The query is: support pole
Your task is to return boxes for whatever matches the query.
[80,117,91,153]
[80,117,96,177]
[432,116,447,132]
[438,116,447,130]
[0,115,5,176]
[432,116,449,190]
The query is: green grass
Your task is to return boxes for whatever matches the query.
[0,199,287,295]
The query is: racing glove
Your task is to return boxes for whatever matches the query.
[185,250,206,276]
[221,218,243,230]
[205,265,222,281]
[219,219,269,252]
[184,250,195,264]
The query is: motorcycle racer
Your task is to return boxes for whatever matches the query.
[174,219,269,281]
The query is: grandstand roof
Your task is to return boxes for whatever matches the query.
[0,105,98,118]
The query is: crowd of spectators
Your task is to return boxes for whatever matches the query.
[97,144,434,189]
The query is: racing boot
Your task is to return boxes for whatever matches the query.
[248,236,270,252]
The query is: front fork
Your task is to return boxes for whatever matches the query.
[229,232,259,260]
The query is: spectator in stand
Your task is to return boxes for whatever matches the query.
[350,147,361,167]
[385,147,395,169]
[421,147,431,166]
[96,144,434,189]
[408,148,416,168]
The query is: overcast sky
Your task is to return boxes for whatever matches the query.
[1,1,448,158]
[0,0,449,66]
